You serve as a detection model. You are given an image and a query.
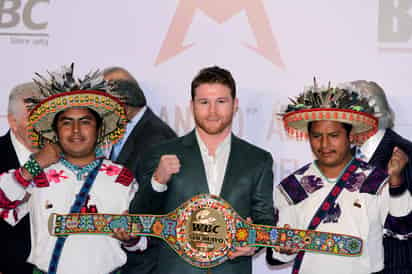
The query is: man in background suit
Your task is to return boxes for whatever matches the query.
[348,80,412,274]
[0,82,41,274]
[103,67,177,174]
[103,67,177,274]
[130,66,276,274]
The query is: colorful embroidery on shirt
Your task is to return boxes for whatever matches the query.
[323,203,342,224]
[60,157,103,180]
[0,188,25,221]
[344,173,366,192]
[46,170,69,183]
[279,175,308,205]
[294,163,311,175]
[14,168,31,188]
[33,172,50,188]
[100,164,121,177]
[115,167,134,186]
[80,195,99,213]
[301,175,324,193]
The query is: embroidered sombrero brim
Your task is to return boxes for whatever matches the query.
[283,108,378,142]
[28,90,127,148]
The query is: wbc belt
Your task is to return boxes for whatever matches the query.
[49,194,363,268]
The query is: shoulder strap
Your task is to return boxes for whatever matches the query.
[47,159,103,274]
[292,158,361,274]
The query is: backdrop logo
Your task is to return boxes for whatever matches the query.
[378,0,412,52]
[155,0,284,68]
[0,0,49,46]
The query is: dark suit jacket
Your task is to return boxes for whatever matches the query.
[369,128,412,192]
[368,129,412,272]
[116,107,177,274]
[115,107,177,175]
[130,130,275,274]
[0,131,32,274]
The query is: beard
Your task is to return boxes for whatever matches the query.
[194,115,234,135]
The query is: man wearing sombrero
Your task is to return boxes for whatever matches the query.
[0,64,145,274]
[266,81,412,274]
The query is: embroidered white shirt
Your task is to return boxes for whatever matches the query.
[0,159,144,274]
[272,162,412,274]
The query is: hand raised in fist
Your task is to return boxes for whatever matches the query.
[153,155,181,185]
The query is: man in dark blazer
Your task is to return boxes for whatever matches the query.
[103,67,177,274]
[130,66,275,274]
[349,80,412,274]
[103,67,177,175]
[0,82,41,274]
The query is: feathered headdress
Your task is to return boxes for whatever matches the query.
[28,64,127,149]
[281,79,378,143]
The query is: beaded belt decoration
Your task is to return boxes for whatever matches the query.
[48,194,363,268]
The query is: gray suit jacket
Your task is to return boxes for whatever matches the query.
[130,130,275,274]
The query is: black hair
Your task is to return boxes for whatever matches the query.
[52,108,103,133]
[307,121,353,137]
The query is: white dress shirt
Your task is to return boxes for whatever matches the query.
[10,130,32,165]
[356,129,386,162]
[195,130,231,195]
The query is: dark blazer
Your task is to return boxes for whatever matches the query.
[368,129,412,274]
[117,107,177,274]
[369,128,412,192]
[130,130,275,274]
[0,131,32,274]
[115,107,177,175]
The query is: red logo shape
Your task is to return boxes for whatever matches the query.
[155,0,285,68]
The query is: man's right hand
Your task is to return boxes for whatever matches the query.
[33,143,61,169]
[153,155,180,185]
[273,246,299,255]
[273,224,299,255]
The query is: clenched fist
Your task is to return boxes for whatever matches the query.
[34,143,62,169]
[388,146,409,188]
[153,155,181,185]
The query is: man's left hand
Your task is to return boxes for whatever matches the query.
[112,227,140,246]
[111,210,141,246]
[228,245,257,259]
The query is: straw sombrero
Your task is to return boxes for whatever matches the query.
[281,80,379,143]
[28,64,127,149]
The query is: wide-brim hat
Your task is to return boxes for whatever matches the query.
[281,80,379,143]
[28,90,127,149]
[28,64,127,149]
[283,108,378,142]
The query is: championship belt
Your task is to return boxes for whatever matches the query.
[48,194,363,268]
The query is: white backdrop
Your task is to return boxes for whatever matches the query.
[1,1,412,273]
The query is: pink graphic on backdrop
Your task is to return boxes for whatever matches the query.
[155,0,285,68]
